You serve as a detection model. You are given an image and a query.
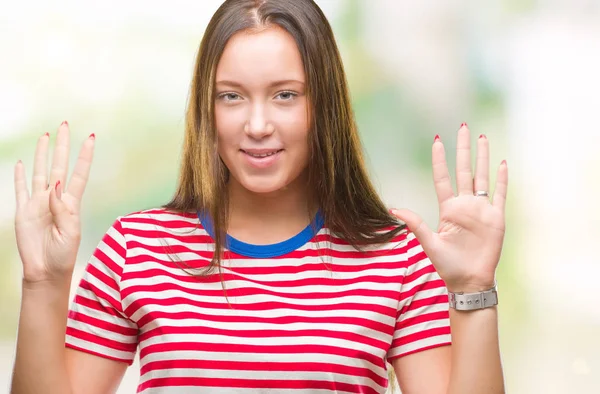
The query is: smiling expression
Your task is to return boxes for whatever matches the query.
[214,26,311,195]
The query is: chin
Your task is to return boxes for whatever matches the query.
[239,177,289,195]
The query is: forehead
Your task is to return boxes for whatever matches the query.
[216,26,305,85]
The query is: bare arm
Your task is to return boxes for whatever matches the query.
[446,306,503,393]
[66,349,128,394]
[390,123,508,393]
[11,123,127,394]
[392,305,504,394]
[11,278,73,394]
[11,279,128,394]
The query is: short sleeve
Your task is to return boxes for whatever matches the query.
[386,231,451,361]
[65,218,139,364]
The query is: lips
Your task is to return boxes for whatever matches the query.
[240,149,283,169]
[240,149,283,158]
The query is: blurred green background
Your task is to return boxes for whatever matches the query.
[1,1,599,393]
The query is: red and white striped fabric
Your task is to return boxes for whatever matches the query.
[66,208,451,394]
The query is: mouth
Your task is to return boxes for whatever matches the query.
[240,149,284,158]
[239,149,284,168]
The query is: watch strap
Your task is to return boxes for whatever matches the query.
[448,284,498,311]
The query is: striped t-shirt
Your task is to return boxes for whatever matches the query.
[66,208,451,394]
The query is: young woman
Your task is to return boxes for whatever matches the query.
[11,0,507,393]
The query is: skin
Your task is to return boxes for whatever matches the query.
[11,26,506,394]
[390,128,507,393]
[214,26,314,243]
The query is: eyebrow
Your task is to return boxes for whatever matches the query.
[215,79,305,88]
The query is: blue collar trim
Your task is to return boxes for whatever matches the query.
[197,210,324,258]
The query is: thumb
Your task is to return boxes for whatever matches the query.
[390,208,435,251]
[49,181,72,233]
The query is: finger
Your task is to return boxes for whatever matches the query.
[455,123,473,196]
[48,121,70,189]
[432,135,454,204]
[473,134,489,194]
[14,160,30,209]
[32,132,50,194]
[66,133,95,200]
[390,208,435,252]
[492,160,508,211]
[49,180,75,234]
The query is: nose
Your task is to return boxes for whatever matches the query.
[244,103,274,138]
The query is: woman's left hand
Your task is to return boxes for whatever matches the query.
[391,123,508,293]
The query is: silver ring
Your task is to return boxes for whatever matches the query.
[474,190,489,197]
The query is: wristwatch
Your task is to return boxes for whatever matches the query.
[448,282,498,311]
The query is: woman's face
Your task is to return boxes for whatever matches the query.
[214,26,310,195]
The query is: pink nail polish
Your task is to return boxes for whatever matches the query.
[434,134,440,142]
[460,122,468,128]
[89,133,95,139]
[44,132,49,137]
[501,160,507,166]
[479,134,486,139]
[61,120,68,126]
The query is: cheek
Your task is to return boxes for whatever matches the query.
[293,121,310,159]
[277,106,310,145]
[215,108,242,148]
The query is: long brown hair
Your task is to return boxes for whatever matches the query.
[164,0,406,271]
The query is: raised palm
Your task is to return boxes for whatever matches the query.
[392,124,508,292]
[14,122,95,283]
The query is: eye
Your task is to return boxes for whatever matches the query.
[218,92,241,101]
[276,91,297,101]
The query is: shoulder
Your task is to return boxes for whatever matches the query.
[357,224,422,257]
[378,226,427,272]
[114,207,200,233]
[324,224,423,265]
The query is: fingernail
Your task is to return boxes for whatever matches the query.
[61,120,68,126]
[55,180,62,199]
[44,132,49,137]
[460,122,468,128]
[479,134,486,139]
[434,134,440,142]
[501,159,507,166]
[89,133,95,139]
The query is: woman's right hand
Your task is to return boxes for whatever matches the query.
[14,121,96,285]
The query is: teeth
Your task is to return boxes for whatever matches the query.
[246,150,279,158]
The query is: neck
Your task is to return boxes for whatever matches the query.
[226,172,316,244]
